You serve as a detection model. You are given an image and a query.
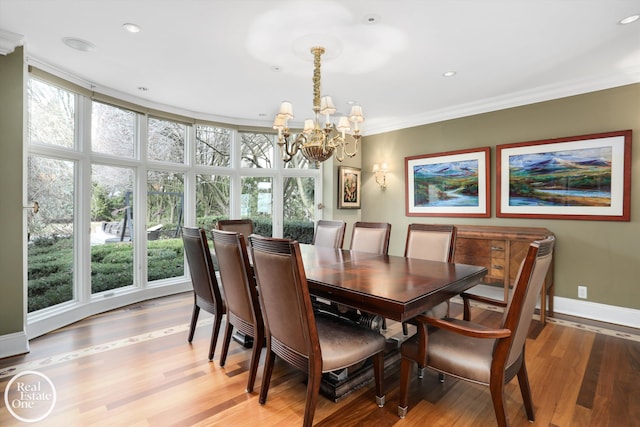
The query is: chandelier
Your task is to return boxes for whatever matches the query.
[272,46,364,164]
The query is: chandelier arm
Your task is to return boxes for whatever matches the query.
[274,46,362,164]
[341,135,361,158]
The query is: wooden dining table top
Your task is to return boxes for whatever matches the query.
[297,244,488,323]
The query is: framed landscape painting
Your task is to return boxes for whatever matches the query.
[338,166,361,209]
[405,147,490,217]
[497,130,632,221]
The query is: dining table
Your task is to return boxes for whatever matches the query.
[297,244,488,323]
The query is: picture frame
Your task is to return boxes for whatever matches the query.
[405,147,490,217]
[496,130,632,221]
[338,166,361,209]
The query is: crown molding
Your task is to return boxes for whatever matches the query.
[0,29,24,55]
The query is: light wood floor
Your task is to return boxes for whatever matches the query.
[1,292,639,426]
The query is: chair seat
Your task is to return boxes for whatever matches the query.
[401,319,496,384]
[316,313,387,372]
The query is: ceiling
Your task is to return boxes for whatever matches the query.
[1,0,639,135]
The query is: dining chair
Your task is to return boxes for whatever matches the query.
[249,234,386,427]
[402,224,457,335]
[312,219,346,248]
[182,227,226,361]
[217,219,254,243]
[210,229,264,393]
[398,236,555,426]
[350,221,391,254]
[348,221,392,328]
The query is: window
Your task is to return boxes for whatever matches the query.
[241,132,273,168]
[25,70,321,336]
[27,156,76,312]
[196,124,231,167]
[28,78,76,149]
[147,170,185,282]
[148,117,186,163]
[92,102,136,158]
[196,174,231,230]
[90,164,135,294]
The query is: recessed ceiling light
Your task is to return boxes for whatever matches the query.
[122,23,142,33]
[363,14,380,24]
[62,37,96,52]
[442,71,457,77]
[618,14,639,25]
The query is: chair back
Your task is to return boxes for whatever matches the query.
[182,227,223,312]
[217,219,254,247]
[501,236,555,367]
[313,220,346,248]
[211,229,262,330]
[249,235,319,369]
[350,221,391,255]
[404,224,456,262]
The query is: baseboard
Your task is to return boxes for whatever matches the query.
[26,282,192,340]
[463,284,640,329]
[553,296,640,329]
[0,331,29,359]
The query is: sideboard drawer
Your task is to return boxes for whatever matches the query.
[453,225,555,324]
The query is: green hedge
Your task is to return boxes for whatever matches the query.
[27,218,315,312]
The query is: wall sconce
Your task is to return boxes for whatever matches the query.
[372,162,388,189]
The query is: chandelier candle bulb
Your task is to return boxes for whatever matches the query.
[274,46,363,164]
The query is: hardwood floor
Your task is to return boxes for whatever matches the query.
[1,292,638,426]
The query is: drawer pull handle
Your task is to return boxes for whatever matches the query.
[491,246,504,251]
[492,265,503,270]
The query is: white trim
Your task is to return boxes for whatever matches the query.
[0,29,24,56]
[364,72,640,136]
[0,331,29,359]
[553,296,640,329]
[26,283,191,340]
[463,284,640,330]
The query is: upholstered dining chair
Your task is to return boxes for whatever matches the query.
[349,221,392,328]
[312,219,346,248]
[182,227,226,361]
[402,224,457,335]
[350,221,391,255]
[249,235,386,427]
[398,236,555,427]
[210,229,264,393]
[217,219,253,243]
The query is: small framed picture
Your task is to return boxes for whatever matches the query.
[338,166,361,209]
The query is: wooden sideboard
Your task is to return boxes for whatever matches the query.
[454,225,555,323]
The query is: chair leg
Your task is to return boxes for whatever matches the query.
[489,376,508,427]
[463,298,472,321]
[372,351,385,407]
[209,311,223,361]
[302,365,322,427]
[246,328,264,393]
[398,357,412,418]
[517,361,535,422]
[188,305,200,343]
[219,322,234,367]
[259,350,275,405]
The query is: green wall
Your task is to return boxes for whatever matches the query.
[361,84,640,310]
[0,47,25,335]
